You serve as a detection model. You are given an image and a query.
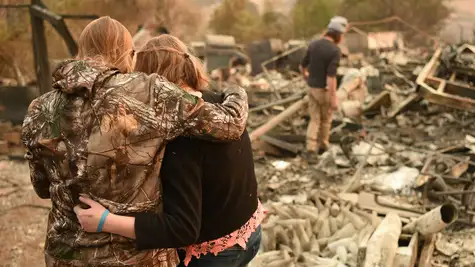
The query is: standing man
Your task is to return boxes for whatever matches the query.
[301,16,348,158]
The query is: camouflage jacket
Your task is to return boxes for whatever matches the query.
[21,60,248,267]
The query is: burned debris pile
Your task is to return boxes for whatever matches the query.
[417,44,475,113]
[246,43,475,267]
[0,121,22,159]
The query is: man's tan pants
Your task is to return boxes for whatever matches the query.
[306,88,333,152]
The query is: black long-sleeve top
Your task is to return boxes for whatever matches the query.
[134,92,258,249]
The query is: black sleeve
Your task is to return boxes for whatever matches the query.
[301,47,310,68]
[327,50,340,77]
[134,138,203,249]
[202,91,224,103]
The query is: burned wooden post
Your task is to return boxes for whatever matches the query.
[249,98,308,142]
[0,1,98,123]
[30,0,50,95]
[259,135,301,155]
[250,91,305,113]
[418,234,437,267]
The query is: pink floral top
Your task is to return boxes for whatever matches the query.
[181,201,266,266]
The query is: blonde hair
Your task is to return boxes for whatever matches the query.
[77,16,134,73]
[135,34,209,91]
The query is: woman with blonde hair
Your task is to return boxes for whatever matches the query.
[21,16,248,267]
[74,34,263,267]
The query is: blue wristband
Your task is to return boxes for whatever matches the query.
[96,209,110,232]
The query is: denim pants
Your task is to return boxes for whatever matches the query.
[177,226,262,267]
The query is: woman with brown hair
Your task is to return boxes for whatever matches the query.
[21,17,248,267]
[74,34,263,267]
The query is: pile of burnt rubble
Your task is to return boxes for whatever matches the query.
[0,121,22,159]
[247,44,475,267]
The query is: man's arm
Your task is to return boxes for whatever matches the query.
[327,51,341,109]
[300,47,310,79]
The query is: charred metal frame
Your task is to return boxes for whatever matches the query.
[416,47,475,113]
[0,0,98,95]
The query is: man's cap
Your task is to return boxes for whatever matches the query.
[328,16,349,33]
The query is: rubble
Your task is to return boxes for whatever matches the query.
[417,46,475,113]
[250,194,381,267]
[250,98,309,143]
[0,121,23,159]
[246,42,475,266]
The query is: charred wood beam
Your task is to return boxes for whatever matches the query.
[30,4,77,56]
[0,4,30,8]
[418,234,436,267]
[250,91,305,113]
[20,0,97,95]
[30,0,50,95]
[260,135,301,155]
[60,14,99,20]
[250,98,308,142]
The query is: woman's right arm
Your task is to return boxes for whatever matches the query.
[152,77,248,141]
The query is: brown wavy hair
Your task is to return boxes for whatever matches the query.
[135,34,209,91]
[77,16,135,73]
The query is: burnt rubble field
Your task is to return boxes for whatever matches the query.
[1,44,475,267]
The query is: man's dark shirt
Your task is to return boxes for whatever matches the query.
[301,38,341,88]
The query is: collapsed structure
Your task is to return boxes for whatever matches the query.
[1,11,475,267]
[243,40,475,266]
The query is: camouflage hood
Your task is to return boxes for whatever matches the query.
[52,59,118,96]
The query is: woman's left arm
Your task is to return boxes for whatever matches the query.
[74,196,137,239]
